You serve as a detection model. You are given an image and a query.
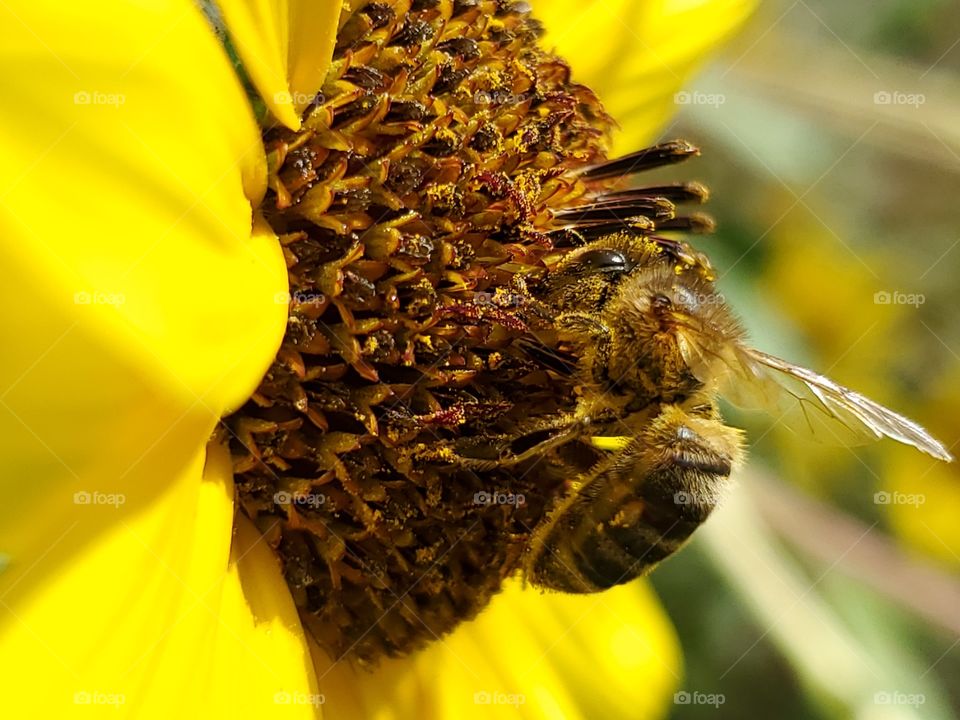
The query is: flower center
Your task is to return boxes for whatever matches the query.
[224,0,710,665]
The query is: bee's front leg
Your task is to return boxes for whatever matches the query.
[446,411,587,471]
[552,312,613,386]
[524,403,744,593]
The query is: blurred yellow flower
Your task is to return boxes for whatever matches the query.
[537,0,757,151]
[883,370,960,569]
[757,206,904,484]
[760,199,960,567]
[0,0,752,717]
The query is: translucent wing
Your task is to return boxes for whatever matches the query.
[678,331,953,462]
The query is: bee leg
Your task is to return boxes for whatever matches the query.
[524,404,743,593]
[449,412,585,471]
[554,312,610,339]
[553,312,617,386]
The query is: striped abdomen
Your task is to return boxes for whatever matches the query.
[524,406,742,593]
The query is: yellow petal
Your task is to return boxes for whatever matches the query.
[218,0,341,127]
[537,0,756,152]
[217,0,299,129]
[202,443,323,719]
[315,579,680,719]
[0,0,292,710]
[0,440,318,718]
[288,0,342,117]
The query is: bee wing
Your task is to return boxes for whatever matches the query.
[678,331,953,461]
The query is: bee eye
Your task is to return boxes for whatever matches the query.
[570,248,634,275]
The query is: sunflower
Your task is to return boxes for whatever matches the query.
[0,1,752,717]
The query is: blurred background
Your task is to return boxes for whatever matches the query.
[639,0,960,717]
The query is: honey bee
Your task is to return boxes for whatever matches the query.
[458,211,953,594]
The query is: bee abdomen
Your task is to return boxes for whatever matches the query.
[578,511,684,589]
[525,406,742,593]
[527,496,692,593]
[572,490,709,591]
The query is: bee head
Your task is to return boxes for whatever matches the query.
[596,263,745,400]
[541,235,745,401]
[541,237,650,313]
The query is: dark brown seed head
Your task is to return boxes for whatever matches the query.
[224,0,712,666]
